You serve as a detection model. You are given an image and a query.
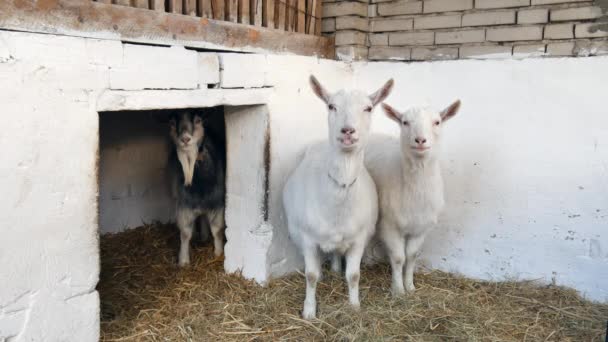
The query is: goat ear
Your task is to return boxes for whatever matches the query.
[369,78,394,107]
[309,75,330,103]
[440,100,461,122]
[382,103,401,124]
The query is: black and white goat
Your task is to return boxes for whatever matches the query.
[168,111,226,267]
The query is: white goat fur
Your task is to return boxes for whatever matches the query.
[364,100,461,295]
[282,76,394,319]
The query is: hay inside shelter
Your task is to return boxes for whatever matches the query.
[99,224,608,341]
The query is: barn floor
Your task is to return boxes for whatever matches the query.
[99,224,608,341]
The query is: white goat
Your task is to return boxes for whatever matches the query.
[365,99,461,295]
[282,75,394,319]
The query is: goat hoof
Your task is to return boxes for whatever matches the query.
[405,284,416,293]
[302,308,316,320]
[178,260,190,268]
[350,302,361,311]
[391,288,405,297]
[206,253,225,266]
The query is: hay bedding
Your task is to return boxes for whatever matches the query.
[99,224,607,341]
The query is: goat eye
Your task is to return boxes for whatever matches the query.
[403,121,409,126]
[434,120,441,126]
[194,118,202,124]
[364,106,372,113]
[328,104,336,111]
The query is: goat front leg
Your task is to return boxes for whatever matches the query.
[208,209,225,258]
[345,242,365,310]
[176,208,196,267]
[302,245,321,320]
[404,233,426,293]
[380,225,406,296]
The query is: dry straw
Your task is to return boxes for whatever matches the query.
[99,224,608,341]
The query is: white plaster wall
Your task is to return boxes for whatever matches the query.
[353,57,608,302]
[0,32,103,342]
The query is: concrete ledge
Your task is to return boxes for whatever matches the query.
[96,88,273,112]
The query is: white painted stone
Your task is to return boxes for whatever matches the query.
[460,44,513,58]
[219,53,268,88]
[97,88,272,111]
[198,53,220,86]
[85,39,123,67]
[110,45,198,90]
[224,105,272,282]
[513,43,546,58]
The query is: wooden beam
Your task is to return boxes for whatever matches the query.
[0,0,334,58]
[114,0,131,6]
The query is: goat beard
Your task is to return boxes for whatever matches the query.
[176,145,199,186]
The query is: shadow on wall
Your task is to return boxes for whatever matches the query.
[99,110,174,234]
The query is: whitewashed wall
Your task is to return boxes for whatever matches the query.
[1,27,607,342]
[351,58,608,303]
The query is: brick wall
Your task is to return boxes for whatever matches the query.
[322,0,608,61]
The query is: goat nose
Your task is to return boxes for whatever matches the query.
[415,137,427,144]
[341,127,356,135]
[181,136,191,144]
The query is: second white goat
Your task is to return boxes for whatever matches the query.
[282,75,394,319]
[365,99,461,296]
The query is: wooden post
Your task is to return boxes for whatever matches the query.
[226,0,238,21]
[253,0,262,26]
[239,0,249,24]
[151,0,165,11]
[168,0,183,13]
[288,0,297,31]
[199,0,212,17]
[262,0,274,29]
[212,0,224,19]
[314,0,321,35]
[296,0,305,33]
[276,0,285,31]
[131,0,149,8]
[185,0,197,15]
[284,0,291,31]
